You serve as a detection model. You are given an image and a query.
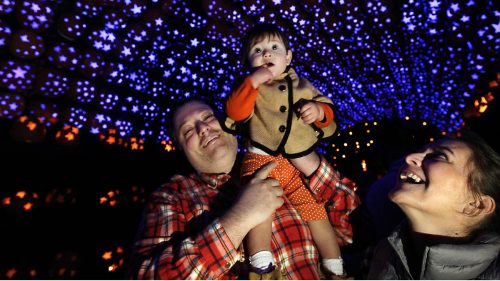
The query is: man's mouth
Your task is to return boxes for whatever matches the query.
[202,134,220,148]
[399,171,426,184]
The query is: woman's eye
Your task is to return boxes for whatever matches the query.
[425,151,448,161]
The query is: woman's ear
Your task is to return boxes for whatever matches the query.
[462,196,496,216]
[480,195,496,215]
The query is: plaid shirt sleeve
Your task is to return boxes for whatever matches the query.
[304,156,361,246]
[129,178,241,280]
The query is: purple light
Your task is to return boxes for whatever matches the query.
[0,0,496,145]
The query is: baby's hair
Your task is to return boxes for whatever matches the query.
[241,23,290,69]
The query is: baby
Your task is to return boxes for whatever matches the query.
[225,23,345,277]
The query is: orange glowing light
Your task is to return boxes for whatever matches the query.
[3,197,11,205]
[102,251,112,260]
[6,268,17,278]
[161,140,176,152]
[65,132,75,141]
[106,136,116,144]
[16,191,26,199]
[27,121,38,131]
[23,202,33,211]
[58,268,66,276]
[108,264,118,272]
[29,269,37,277]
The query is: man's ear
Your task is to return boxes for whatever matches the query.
[286,50,292,65]
[462,196,496,216]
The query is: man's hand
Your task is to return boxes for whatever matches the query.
[298,101,324,124]
[220,161,283,247]
[238,161,283,225]
[249,66,274,88]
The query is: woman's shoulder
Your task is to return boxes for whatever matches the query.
[477,252,500,279]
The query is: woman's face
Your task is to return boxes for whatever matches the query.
[390,139,475,231]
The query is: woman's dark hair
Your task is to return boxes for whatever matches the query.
[458,130,500,234]
[240,23,290,69]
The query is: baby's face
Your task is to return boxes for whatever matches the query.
[247,34,291,78]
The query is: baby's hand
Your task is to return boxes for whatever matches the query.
[249,66,274,88]
[299,102,324,124]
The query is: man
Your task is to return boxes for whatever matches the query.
[127,100,356,279]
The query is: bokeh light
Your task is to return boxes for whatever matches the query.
[0,0,497,148]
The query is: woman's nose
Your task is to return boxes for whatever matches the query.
[405,152,424,166]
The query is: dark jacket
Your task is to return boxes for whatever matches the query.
[368,222,500,279]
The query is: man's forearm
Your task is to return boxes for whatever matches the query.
[219,207,252,248]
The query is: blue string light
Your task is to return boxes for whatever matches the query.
[0,0,498,144]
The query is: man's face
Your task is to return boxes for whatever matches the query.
[173,101,238,174]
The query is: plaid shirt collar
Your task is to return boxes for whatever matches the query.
[196,172,232,189]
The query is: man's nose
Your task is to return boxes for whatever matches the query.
[196,121,210,135]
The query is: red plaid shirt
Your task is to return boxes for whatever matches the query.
[128,156,359,279]
[306,158,361,246]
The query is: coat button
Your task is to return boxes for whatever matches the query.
[279,125,286,132]
[278,85,286,92]
[279,106,287,112]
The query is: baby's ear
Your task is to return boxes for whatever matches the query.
[286,50,292,65]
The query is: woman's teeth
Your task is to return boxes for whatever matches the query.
[400,172,424,183]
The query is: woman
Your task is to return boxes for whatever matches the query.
[368,131,500,279]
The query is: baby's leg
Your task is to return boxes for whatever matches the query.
[308,220,345,276]
[247,216,273,270]
[241,152,276,272]
[289,151,320,177]
[308,219,340,258]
